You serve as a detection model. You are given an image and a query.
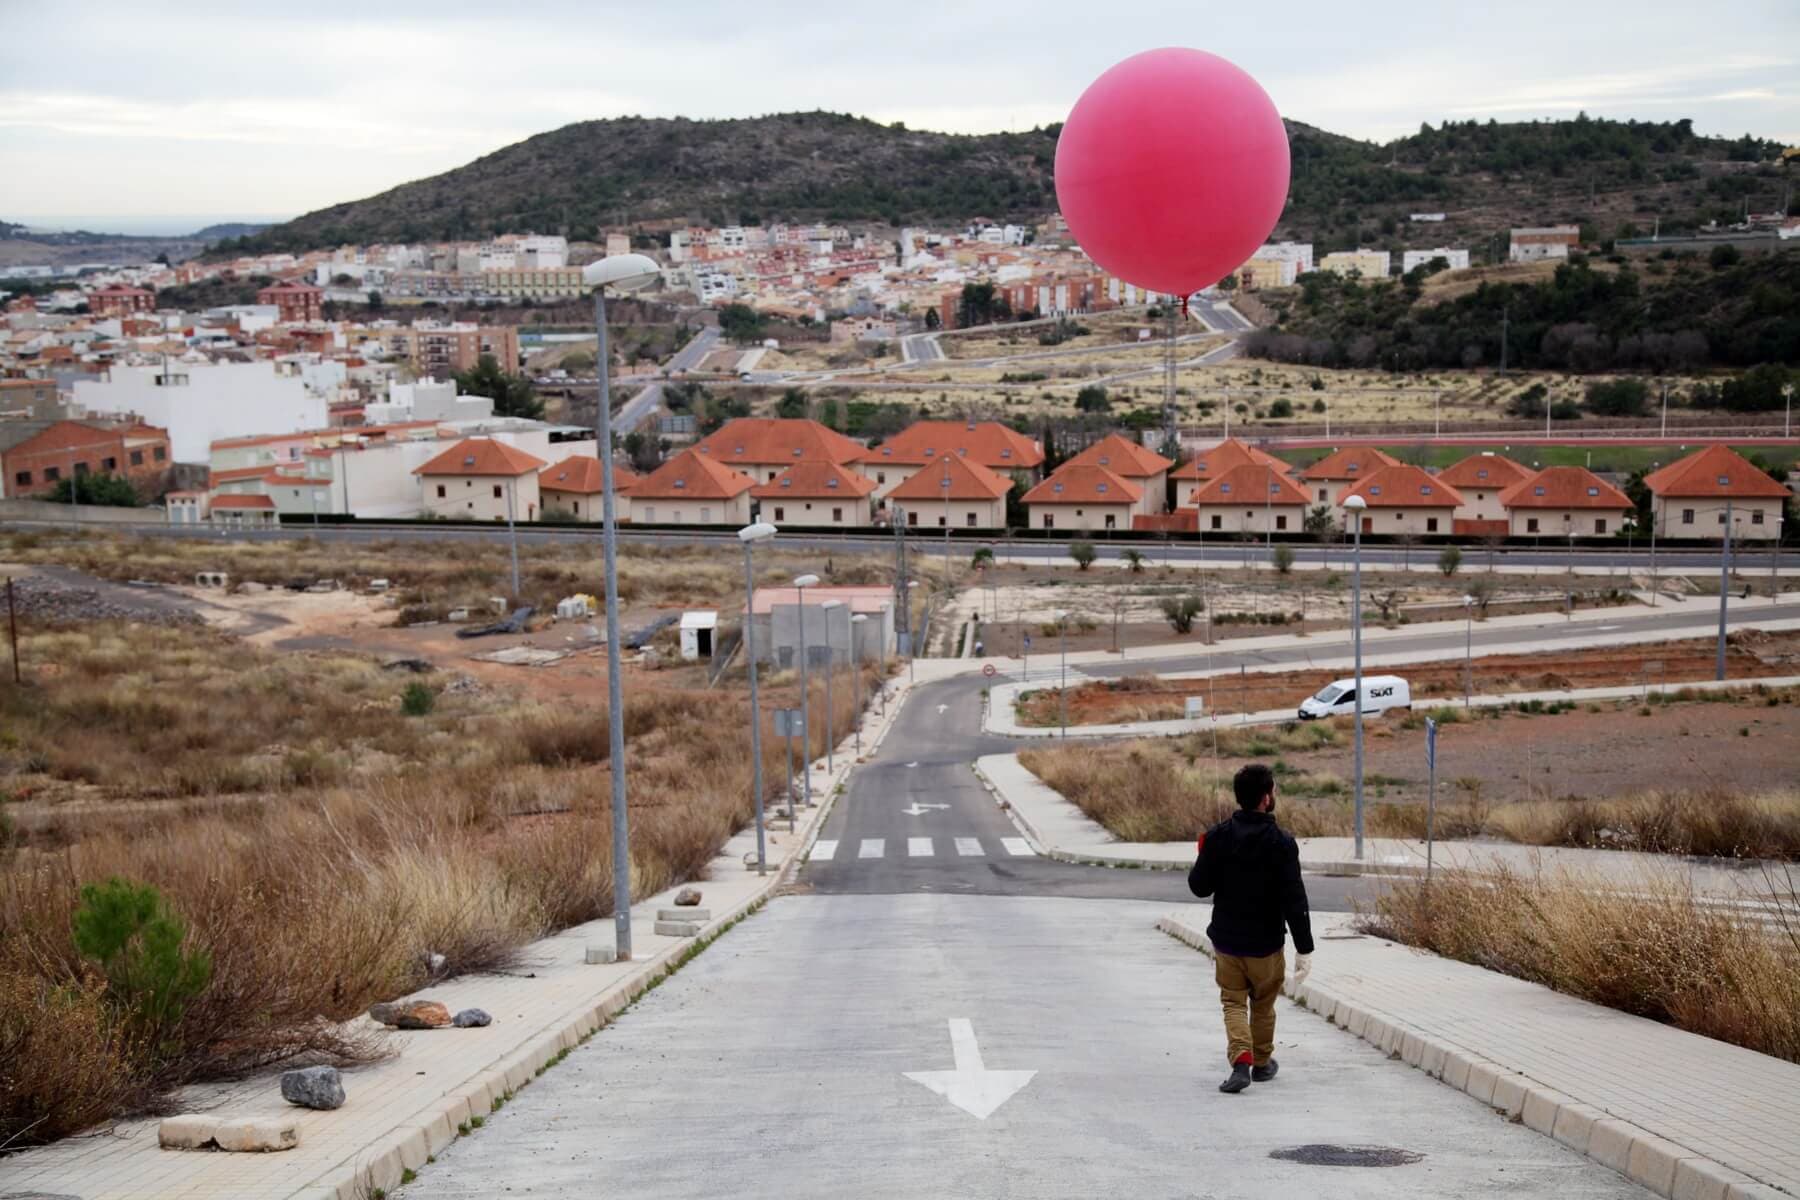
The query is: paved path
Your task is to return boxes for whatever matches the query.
[1163,909,1800,1200]
[402,895,1649,1200]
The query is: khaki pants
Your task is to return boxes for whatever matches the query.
[1215,949,1285,1066]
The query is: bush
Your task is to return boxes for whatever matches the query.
[970,547,995,568]
[1159,592,1204,634]
[1121,549,1145,573]
[1074,384,1110,413]
[1271,543,1295,574]
[1268,398,1294,419]
[401,682,436,716]
[1437,546,1462,576]
[1068,539,1097,571]
[71,877,213,1043]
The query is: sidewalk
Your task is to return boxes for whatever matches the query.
[0,677,917,1200]
[1159,907,1799,1200]
[977,752,1797,902]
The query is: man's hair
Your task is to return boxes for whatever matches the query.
[1233,763,1275,811]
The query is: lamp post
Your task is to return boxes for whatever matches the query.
[583,251,662,962]
[820,599,844,774]
[504,476,521,599]
[794,572,819,809]
[1717,500,1731,681]
[1461,593,1475,708]
[905,579,919,684]
[738,521,776,875]
[1785,383,1794,441]
[1057,609,1071,739]
[851,613,868,755]
[1343,493,1369,860]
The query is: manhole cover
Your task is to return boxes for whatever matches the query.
[1269,1144,1424,1168]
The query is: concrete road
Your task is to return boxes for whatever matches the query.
[613,381,663,437]
[404,895,1647,1200]
[667,326,720,374]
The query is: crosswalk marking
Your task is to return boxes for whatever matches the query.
[908,837,934,857]
[805,836,1035,865]
[954,837,985,857]
[1001,837,1033,857]
[858,838,885,859]
[809,839,838,861]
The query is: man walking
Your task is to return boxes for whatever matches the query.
[1188,762,1313,1094]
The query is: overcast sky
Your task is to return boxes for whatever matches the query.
[3,0,1795,234]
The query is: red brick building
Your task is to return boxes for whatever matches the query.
[0,419,171,499]
[89,284,156,317]
[257,281,325,323]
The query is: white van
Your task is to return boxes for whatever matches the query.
[1297,675,1411,720]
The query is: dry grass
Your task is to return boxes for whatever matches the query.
[1360,865,1800,1063]
[0,620,878,1146]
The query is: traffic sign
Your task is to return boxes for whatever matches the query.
[982,663,997,678]
[1425,716,1437,771]
[1022,634,1033,650]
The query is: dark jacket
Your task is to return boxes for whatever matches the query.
[1187,810,1314,958]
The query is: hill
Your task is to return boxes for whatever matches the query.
[218,112,1792,257]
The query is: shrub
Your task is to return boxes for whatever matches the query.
[1271,544,1295,574]
[970,547,995,568]
[401,682,436,716]
[1068,539,1097,571]
[71,877,213,1043]
[1437,546,1462,576]
[1121,549,1145,573]
[1159,592,1204,634]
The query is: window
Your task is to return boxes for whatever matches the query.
[834,507,844,522]
[1752,510,1765,526]
[1595,519,1607,534]
[130,450,144,467]
[1211,514,1222,530]
[1682,509,1694,525]
[700,507,711,523]
[153,447,166,462]
[1318,488,1327,502]
[937,515,946,528]
[437,485,446,498]
[877,472,886,484]
[1719,513,1727,526]
[44,467,60,482]
[1104,514,1116,529]
[1427,518,1438,533]
[13,471,29,486]
[493,485,503,499]
[1042,513,1054,529]
[572,501,580,515]
[1527,518,1540,533]
[1276,515,1288,530]
[774,506,785,521]
[74,462,90,476]
[908,511,919,527]
[965,511,977,528]
[643,506,655,522]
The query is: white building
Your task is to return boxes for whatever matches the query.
[519,235,567,269]
[1256,241,1314,274]
[1510,226,1581,263]
[1402,248,1471,273]
[364,379,494,425]
[73,360,327,463]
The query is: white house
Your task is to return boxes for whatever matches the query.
[413,438,546,521]
[1402,248,1471,273]
[73,360,328,463]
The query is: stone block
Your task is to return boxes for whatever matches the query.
[397,1124,431,1170]
[1520,1088,1565,1135]
[585,944,617,964]
[424,1111,456,1157]
[1491,1075,1528,1119]
[1440,1050,1473,1091]
[1345,1007,1369,1037]
[1587,1119,1637,1175]
[212,1117,300,1153]
[656,908,711,923]
[1464,1060,1500,1105]
[1551,1103,1602,1153]
[655,919,702,937]
[280,1065,346,1110]
[159,1114,221,1149]
[1418,1042,1446,1078]
[453,1007,492,1028]
[1723,1182,1791,1200]
[1627,1135,1687,1196]
[1399,1031,1425,1067]
[1674,1158,1752,1200]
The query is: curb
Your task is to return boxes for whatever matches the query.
[1155,913,1788,1200]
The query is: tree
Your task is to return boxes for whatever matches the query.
[1466,574,1499,617]
[1585,377,1649,417]
[1271,543,1295,574]
[50,473,137,506]
[1710,243,1741,269]
[970,546,995,568]
[71,877,212,1040]
[366,290,384,311]
[1159,592,1204,634]
[1304,504,1337,540]
[1372,589,1406,623]
[924,307,941,330]
[717,303,765,344]
[1508,383,1549,420]
[1074,384,1110,414]
[1069,539,1097,571]
[1268,398,1294,419]
[454,354,542,419]
[1437,545,1463,576]
[774,388,809,419]
[1121,548,1146,573]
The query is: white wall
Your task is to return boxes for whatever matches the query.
[420,472,541,521]
[762,495,873,527]
[74,362,326,463]
[1508,509,1629,537]
[629,494,751,526]
[1192,503,1307,535]
[1025,502,1134,533]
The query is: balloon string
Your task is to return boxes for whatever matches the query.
[1180,295,1189,318]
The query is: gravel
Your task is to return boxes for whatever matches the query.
[3,572,203,627]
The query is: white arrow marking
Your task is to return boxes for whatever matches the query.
[901,802,950,816]
[906,761,919,768]
[937,703,949,715]
[904,1018,1035,1120]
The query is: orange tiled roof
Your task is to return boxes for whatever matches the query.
[1021,464,1143,506]
[629,448,756,500]
[868,421,1043,470]
[412,437,547,477]
[751,460,879,499]
[539,458,639,495]
[1171,437,1287,482]
[1499,467,1633,510]
[886,453,1013,501]
[1062,433,1173,479]
[1187,463,1311,508]
[692,418,865,467]
[1337,464,1463,508]
[210,493,275,509]
[1436,452,1532,491]
[1300,446,1399,481]
[1641,445,1789,500]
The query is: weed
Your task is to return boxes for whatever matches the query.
[470,1115,485,1129]
[401,1168,417,1185]
[400,682,435,717]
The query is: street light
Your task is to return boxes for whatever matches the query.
[851,613,868,754]
[794,572,820,810]
[905,579,920,683]
[1461,593,1475,708]
[1057,609,1071,739]
[820,599,844,774]
[583,251,661,962]
[738,521,776,875]
[1343,492,1369,861]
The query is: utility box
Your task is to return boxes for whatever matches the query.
[680,610,718,660]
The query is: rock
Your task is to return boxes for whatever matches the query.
[655,919,702,938]
[453,1008,492,1028]
[424,951,447,974]
[159,1114,221,1149]
[212,1116,299,1152]
[368,999,452,1029]
[280,1066,345,1110]
[585,944,617,964]
[674,887,703,907]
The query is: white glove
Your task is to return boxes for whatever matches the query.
[1291,952,1313,988]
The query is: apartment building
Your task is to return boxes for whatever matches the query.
[88,285,156,318]
[73,360,327,462]
[0,419,170,498]
[357,323,521,375]
[257,281,325,323]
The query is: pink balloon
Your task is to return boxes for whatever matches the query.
[1055,48,1290,297]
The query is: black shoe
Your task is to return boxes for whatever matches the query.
[1252,1059,1279,1083]
[1219,1062,1252,1094]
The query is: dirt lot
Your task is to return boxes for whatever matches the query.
[1016,630,1800,725]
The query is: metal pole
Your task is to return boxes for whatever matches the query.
[1650,509,1658,606]
[7,577,19,684]
[505,477,521,599]
[594,285,632,960]
[1426,744,1436,882]
[798,590,812,808]
[824,631,834,775]
[1464,606,1472,708]
[742,540,767,874]
[784,725,795,832]
[1661,380,1668,440]
[1717,499,1731,681]
[1352,517,1365,861]
[1059,616,1068,739]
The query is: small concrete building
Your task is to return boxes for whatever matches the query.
[1437,452,1533,532]
[209,493,278,529]
[1021,464,1140,532]
[1499,467,1633,537]
[1186,464,1310,536]
[752,460,878,527]
[746,585,895,667]
[413,437,546,521]
[679,611,718,660]
[1299,446,1399,506]
[1060,434,1173,517]
[884,453,1011,529]
[1643,444,1788,541]
[1337,465,1463,536]
[627,448,754,526]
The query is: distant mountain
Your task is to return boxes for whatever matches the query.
[210,112,1793,258]
[190,222,270,242]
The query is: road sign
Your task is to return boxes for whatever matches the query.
[773,708,803,737]
[1184,696,1205,719]
[1425,716,1437,771]
[1022,633,1032,650]
[982,663,997,678]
